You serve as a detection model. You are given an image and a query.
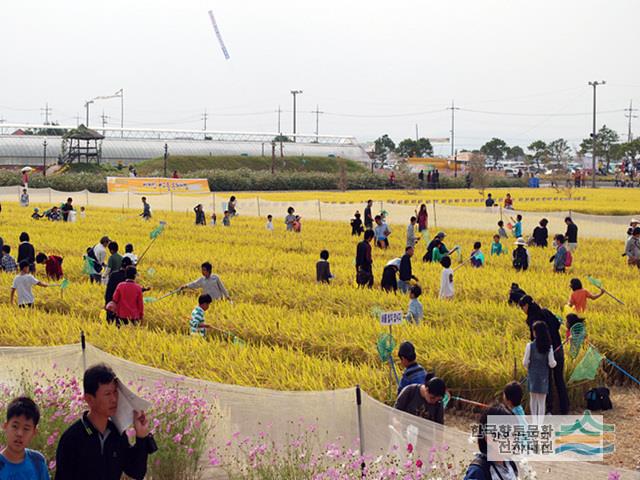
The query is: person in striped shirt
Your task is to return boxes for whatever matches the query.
[190,294,213,337]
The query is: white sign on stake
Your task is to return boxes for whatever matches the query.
[379,311,403,326]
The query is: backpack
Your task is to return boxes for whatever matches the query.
[564,249,573,267]
[585,387,613,411]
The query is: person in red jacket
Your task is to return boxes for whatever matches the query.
[35,252,63,280]
[111,267,143,327]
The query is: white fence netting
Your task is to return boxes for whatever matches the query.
[0,186,635,241]
[0,343,636,479]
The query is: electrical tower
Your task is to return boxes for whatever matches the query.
[40,103,52,125]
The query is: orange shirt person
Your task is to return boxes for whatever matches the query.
[568,278,604,313]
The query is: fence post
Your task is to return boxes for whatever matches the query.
[355,385,366,478]
[433,201,438,228]
[211,192,215,214]
[85,189,89,206]
[80,330,87,373]
[257,196,261,217]
[127,190,130,209]
[317,200,322,221]
[170,191,174,212]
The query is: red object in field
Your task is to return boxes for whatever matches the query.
[507,223,513,230]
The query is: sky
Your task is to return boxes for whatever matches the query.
[1,0,639,154]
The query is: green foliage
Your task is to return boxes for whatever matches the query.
[135,155,365,176]
[527,140,549,168]
[506,145,525,160]
[373,134,396,162]
[580,125,621,170]
[395,137,433,158]
[480,137,509,164]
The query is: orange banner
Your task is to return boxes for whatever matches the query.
[107,177,210,194]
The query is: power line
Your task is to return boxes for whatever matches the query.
[458,107,623,117]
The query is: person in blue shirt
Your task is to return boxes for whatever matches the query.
[502,381,526,422]
[396,341,427,395]
[510,214,523,239]
[0,396,49,480]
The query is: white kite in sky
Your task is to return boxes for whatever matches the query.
[208,10,230,60]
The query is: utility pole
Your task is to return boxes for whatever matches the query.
[624,100,638,142]
[290,90,302,142]
[0,117,5,135]
[202,109,208,131]
[447,100,460,160]
[40,102,52,125]
[415,124,419,142]
[277,105,282,134]
[588,81,606,188]
[312,105,323,143]
[100,111,110,136]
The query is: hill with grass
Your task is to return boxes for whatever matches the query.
[130,155,366,176]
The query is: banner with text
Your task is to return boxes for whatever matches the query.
[107,177,210,194]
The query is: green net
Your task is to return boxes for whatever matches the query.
[587,275,603,289]
[442,392,451,408]
[149,222,167,240]
[376,333,396,362]
[569,346,604,383]
[82,256,97,276]
[146,268,156,277]
[370,306,383,319]
[143,297,157,304]
[569,322,586,359]
[60,279,70,290]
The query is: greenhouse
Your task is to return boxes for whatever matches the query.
[0,124,370,166]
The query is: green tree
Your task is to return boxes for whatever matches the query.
[547,138,571,168]
[527,140,549,169]
[273,134,292,142]
[395,137,433,158]
[373,134,395,163]
[506,145,525,160]
[579,125,620,172]
[480,138,508,166]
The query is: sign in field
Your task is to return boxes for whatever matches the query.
[106,177,210,194]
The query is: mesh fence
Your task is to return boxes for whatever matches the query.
[0,343,636,479]
[0,186,633,241]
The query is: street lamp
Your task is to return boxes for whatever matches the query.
[588,80,606,188]
[84,100,94,127]
[290,90,303,142]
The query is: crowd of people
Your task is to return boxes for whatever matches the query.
[2,190,637,479]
